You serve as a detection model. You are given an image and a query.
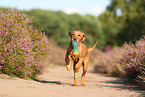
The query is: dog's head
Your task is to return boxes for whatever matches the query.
[69,30,86,42]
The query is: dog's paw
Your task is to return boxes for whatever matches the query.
[72,83,77,86]
[81,83,86,86]
[66,65,71,71]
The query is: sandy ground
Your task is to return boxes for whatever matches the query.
[0,66,144,97]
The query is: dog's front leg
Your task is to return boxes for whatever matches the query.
[74,57,83,71]
[65,55,72,71]
[72,72,78,86]
[72,58,83,86]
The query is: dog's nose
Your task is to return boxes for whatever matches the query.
[74,38,77,41]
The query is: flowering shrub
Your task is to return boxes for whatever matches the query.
[93,48,124,76]
[0,10,49,79]
[120,36,145,86]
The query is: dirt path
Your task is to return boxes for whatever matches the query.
[0,66,144,97]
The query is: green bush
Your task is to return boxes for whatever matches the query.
[0,10,49,79]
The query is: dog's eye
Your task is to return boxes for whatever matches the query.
[78,35,80,36]
[72,34,74,35]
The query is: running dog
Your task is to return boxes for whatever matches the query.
[65,30,98,86]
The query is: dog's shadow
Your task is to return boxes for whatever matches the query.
[34,79,71,86]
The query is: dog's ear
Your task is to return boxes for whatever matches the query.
[81,33,86,42]
[68,31,73,36]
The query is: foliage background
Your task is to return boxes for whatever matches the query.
[0,0,144,50]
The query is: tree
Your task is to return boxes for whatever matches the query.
[107,0,145,45]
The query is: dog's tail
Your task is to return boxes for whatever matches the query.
[88,41,98,52]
